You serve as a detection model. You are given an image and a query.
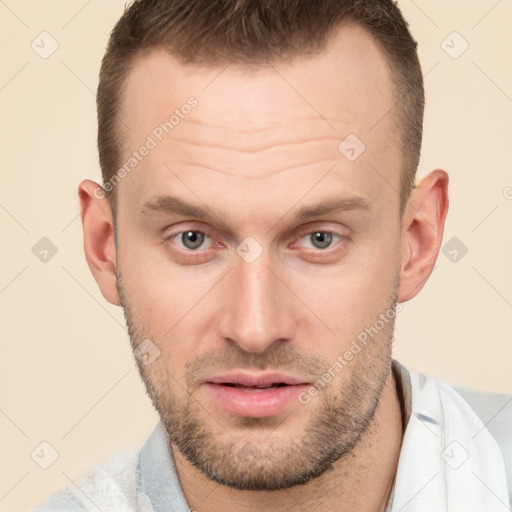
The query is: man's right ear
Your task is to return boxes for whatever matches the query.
[78,179,120,306]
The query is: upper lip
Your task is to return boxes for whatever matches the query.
[204,372,311,387]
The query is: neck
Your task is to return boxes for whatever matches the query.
[172,369,404,512]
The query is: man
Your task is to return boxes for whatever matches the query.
[36,0,511,511]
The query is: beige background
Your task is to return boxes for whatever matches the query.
[1,0,511,510]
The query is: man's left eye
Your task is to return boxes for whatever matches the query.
[173,230,212,250]
[298,231,342,250]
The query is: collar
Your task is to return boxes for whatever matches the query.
[392,359,413,431]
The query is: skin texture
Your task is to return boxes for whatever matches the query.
[79,24,448,512]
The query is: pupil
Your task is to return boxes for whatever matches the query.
[183,231,204,249]
[312,232,332,249]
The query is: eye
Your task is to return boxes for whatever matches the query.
[172,230,211,250]
[298,231,342,250]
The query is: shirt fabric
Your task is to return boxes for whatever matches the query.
[36,361,512,512]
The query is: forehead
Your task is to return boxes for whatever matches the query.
[116,23,401,222]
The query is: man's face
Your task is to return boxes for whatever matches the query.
[115,24,404,490]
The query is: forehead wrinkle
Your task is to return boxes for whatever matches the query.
[172,114,361,147]
[173,160,340,179]
[160,126,354,180]
[179,116,341,135]
[167,133,343,155]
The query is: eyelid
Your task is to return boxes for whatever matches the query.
[163,223,348,252]
[293,220,349,238]
[294,224,346,237]
[293,230,346,251]
[165,229,214,250]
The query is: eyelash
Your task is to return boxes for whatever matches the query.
[292,227,345,251]
[163,226,347,258]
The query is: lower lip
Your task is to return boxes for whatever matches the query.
[204,383,310,418]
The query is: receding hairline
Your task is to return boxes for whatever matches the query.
[114,20,399,161]
[98,1,423,217]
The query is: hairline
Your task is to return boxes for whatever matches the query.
[106,20,415,220]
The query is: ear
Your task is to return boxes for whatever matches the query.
[398,170,449,302]
[78,180,120,306]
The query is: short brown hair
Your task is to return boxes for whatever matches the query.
[97,0,423,215]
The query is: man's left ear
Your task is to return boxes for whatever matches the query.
[398,169,449,302]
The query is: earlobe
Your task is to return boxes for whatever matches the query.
[398,170,449,303]
[78,179,120,306]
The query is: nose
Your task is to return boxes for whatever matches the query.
[217,254,296,354]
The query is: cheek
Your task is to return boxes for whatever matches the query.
[290,242,400,340]
[122,267,218,366]
[120,239,213,319]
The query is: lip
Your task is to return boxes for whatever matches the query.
[203,372,312,418]
[205,372,311,387]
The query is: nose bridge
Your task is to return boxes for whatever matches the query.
[219,254,293,353]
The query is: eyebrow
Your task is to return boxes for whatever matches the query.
[294,195,371,221]
[140,194,371,223]
[140,196,217,221]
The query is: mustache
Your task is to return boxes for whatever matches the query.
[184,343,329,388]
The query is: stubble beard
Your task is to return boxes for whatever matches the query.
[116,268,398,491]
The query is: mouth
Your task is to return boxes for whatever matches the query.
[219,382,290,391]
[203,372,311,418]
[205,372,310,387]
